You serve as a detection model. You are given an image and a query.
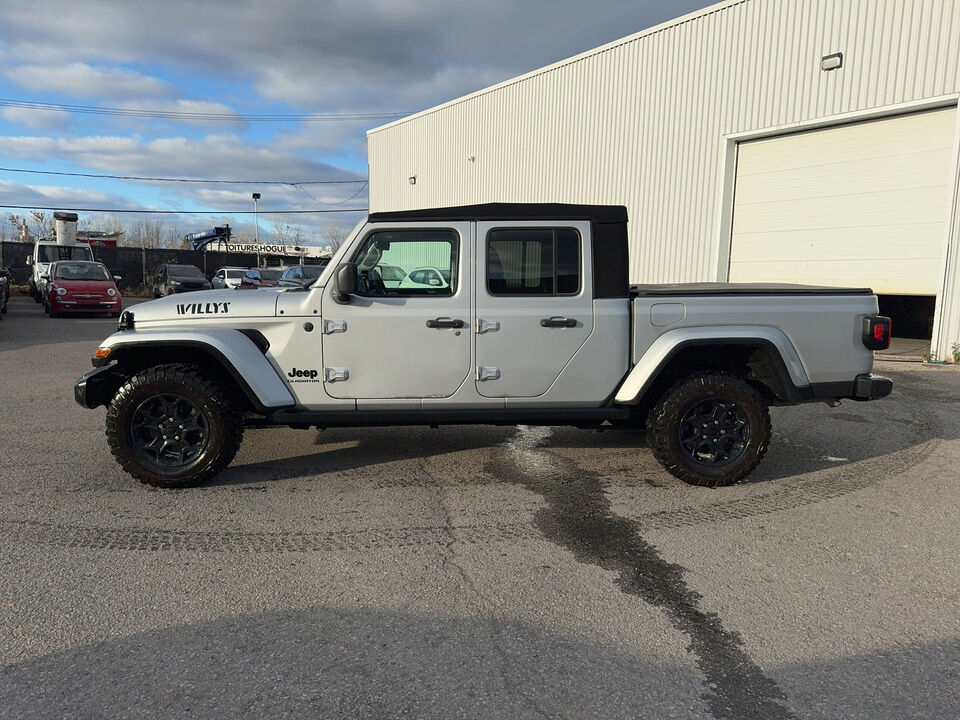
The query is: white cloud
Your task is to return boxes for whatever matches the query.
[0,106,71,130]
[4,63,175,98]
[0,179,135,207]
[117,99,241,118]
[0,132,363,183]
[0,1,713,112]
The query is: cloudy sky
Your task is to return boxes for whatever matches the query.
[0,0,711,244]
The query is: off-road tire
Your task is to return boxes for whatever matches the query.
[105,363,243,488]
[646,372,771,487]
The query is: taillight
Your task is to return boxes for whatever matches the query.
[862,316,891,350]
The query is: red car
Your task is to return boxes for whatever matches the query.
[239,267,282,288]
[45,260,123,318]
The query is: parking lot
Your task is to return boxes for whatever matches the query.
[0,294,958,719]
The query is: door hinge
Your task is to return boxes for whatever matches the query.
[477,318,500,334]
[476,366,500,381]
[323,319,347,334]
[324,367,349,382]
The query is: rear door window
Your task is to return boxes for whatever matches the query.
[486,228,581,296]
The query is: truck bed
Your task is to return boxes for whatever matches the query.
[631,282,873,297]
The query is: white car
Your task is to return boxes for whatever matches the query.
[211,267,247,289]
[398,266,449,290]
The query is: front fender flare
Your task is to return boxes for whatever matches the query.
[614,326,810,404]
[97,328,295,410]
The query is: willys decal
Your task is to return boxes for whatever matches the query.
[177,302,231,315]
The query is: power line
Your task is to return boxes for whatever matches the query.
[295,182,369,206]
[0,98,410,122]
[0,204,367,215]
[0,166,368,185]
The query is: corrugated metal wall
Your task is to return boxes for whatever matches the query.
[368,0,960,355]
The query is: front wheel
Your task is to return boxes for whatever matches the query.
[105,364,242,488]
[646,373,771,487]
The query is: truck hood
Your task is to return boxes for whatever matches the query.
[131,289,279,323]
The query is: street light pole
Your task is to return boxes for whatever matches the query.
[252,192,261,268]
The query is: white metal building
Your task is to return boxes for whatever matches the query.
[367,0,960,357]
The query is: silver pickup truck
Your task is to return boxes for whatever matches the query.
[74,204,892,489]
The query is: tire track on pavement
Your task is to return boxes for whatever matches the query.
[0,518,541,553]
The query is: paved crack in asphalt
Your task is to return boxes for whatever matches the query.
[490,425,796,720]
[436,486,556,720]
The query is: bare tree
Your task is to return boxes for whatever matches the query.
[323,220,350,251]
[29,211,52,240]
[271,219,289,245]
[91,214,127,243]
[7,214,29,241]
[162,222,185,249]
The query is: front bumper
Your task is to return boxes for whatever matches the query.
[170,285,211,293]
[53,300,120,312]
[74,365,126,409]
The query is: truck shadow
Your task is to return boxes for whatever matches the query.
[212,364,949,489]
[211,401,932,489]
[2,606,956,720]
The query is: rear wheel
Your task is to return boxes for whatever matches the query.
[646,373,771,487]
[105,364,242,488]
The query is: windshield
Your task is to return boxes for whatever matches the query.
[38,245,94,263]
[261,269,282,281]
[168,265,204,277]
[55,262,111,281]
[302,265,324,279]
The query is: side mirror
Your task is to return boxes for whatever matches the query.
[26,256,32,266]
[333,262,358,304]
[40,273,50,281]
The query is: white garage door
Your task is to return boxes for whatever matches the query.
[729,107,957,294]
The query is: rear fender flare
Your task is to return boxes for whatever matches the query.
[614,326,809,404]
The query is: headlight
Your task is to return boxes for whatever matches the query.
[56,287,67,296]
[107,288,117,297]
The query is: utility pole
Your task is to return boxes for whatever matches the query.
[252,192,261,268]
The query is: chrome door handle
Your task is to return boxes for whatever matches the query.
[540,317,577,328]
[426,317,465,329]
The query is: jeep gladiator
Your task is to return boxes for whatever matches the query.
[74,204,892,488]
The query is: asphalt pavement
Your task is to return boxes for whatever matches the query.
[1,295,958,719]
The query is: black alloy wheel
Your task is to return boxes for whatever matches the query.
[646,372,771,487]
[678,398,750,467]
[130,393,210,470]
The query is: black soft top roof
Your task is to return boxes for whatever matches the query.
[368,203,627,225]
